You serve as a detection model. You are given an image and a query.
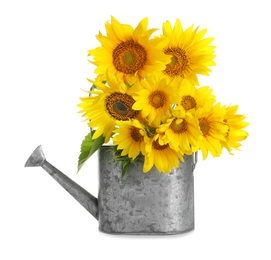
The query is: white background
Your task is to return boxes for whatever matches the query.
[1,0,270,259]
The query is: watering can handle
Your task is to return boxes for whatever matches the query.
[24,145,99,220]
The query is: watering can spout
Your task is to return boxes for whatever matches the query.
[25,145,98,220]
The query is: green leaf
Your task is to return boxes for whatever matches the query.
[121,159,134,177]
[77,130,105,172]
[111,146,135,177]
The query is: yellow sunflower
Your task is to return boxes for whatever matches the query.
[179,79,216,112]
[88,16,171,85]
[78,72,138,143]
[113,119,147,160]
[156,107,202,154]
[195,103,229,159]
[161,19,216,85]
[221,105,249,153]
[143,135,183,173]
[132,73,180,127]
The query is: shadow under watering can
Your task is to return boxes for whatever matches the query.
[25,145,197,235]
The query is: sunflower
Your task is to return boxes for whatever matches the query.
[113,119,147,160]
[78,72,138,143]
[161,19,216,85]
[88,16,171,85]
[143,134,183,173]
[178,80,216,112]
[156,107,202,154]
[221,105,249,153]
[132,73,180,127]
[195,103,229,159]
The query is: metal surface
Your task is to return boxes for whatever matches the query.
[98,146,195,235]
[25,145,195,235]
[25,145,98,219]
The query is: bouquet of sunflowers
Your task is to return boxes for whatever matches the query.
[77,17,248,175]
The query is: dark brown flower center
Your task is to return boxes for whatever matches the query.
[163,47,189,78]
[170,119,188,134]
[112,40,147,74]
[106,93,137,120]
[181,95,197,110]
[148,90,167,108]
[152,140,168,150]
[199,117,210,136]
[130,127,144,142]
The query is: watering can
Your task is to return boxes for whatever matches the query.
[25,145,197,235]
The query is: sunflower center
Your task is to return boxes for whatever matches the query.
[106,93,138,120]
[112,40,147,74]
[170,55,178,65]
[123,51,135,65]
[148,90,167,108]
[170,119,188,133]
[152,140,168,150]
[224,120,230,139]
[163,47,189,78]
[130,127,143,142]
[181,95,197,110]
[199,118,210,136]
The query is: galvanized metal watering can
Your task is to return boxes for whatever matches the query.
[25,145,197,235]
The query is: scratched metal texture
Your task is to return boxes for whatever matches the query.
[98,146,195,235]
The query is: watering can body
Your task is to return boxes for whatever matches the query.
[25,145,196,235]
